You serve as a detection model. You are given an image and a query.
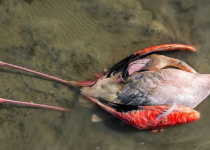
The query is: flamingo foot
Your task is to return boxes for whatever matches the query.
[151,129,164,133]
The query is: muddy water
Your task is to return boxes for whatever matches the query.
[0,0,210,149]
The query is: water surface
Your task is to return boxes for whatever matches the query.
[0,0,210,149]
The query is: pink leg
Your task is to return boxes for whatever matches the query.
[93,70,104,78]
[0,98,69,111]
[0,61,95,87]
[68,80,97,87]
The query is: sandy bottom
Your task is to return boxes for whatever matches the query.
[0,0,210,149]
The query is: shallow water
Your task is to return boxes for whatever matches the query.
[0,0,210,149]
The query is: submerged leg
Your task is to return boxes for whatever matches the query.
[0,61,96,87]
[151,129,164,133]
[0,98,69,111]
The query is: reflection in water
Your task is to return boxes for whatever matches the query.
[0,0,210,149]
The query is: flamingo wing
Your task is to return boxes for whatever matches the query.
[107,44,196,80]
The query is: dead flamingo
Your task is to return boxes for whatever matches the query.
[0,44,201,131]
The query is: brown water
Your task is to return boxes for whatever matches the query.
[0,0,210,149]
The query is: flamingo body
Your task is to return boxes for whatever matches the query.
[119,68,210,108]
